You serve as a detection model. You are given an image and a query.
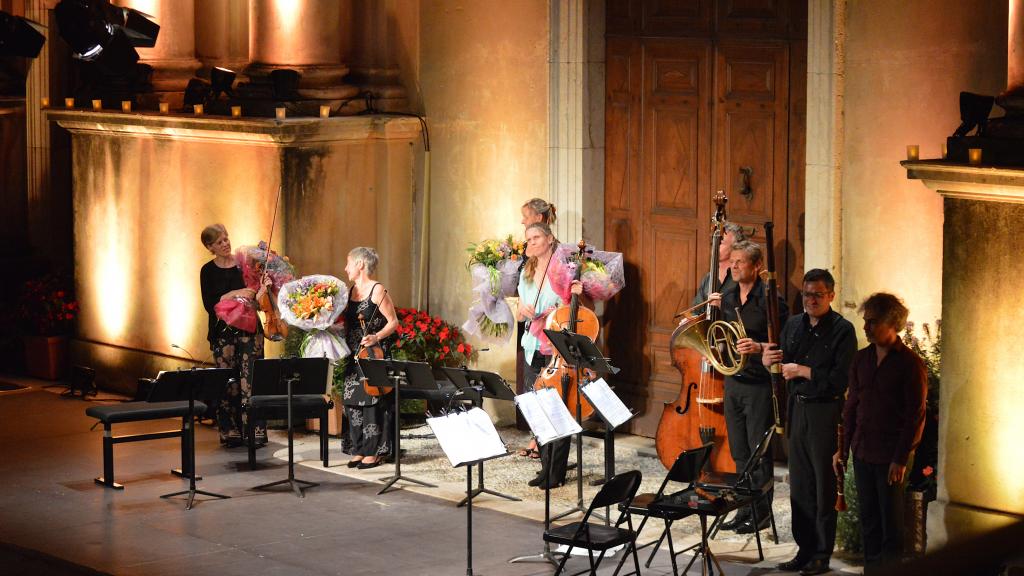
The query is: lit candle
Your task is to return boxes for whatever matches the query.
[968,148,982,165]
[275,107,287,119]
[906,144,919,161]
[158,102,170,114]
[319,105,331,118]
[41,97,49,108]
[64,97,75,108]
[231,105,242,118]
[193,104,204,115]
[91,99,102,111]
[941,142,948,159]
[121,100,132,113]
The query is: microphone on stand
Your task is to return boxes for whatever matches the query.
[171,343,199,364]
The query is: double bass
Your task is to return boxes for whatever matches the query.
[533,239,597,420]
[655,192,736,473]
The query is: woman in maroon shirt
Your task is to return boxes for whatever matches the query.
[833,293,927,574]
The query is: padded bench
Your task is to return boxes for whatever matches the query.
[85,400,207,489]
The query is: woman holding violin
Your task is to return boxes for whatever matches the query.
[340,247,399,469]
[199,223,268,447]
[517,222,582,488]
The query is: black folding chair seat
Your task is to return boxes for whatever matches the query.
[86,400,206,424]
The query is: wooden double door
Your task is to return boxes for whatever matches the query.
[602,0,806,437]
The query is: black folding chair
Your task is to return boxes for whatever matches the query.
[544,470,644,576]
[612,443,712,576]
[650,427,777,575]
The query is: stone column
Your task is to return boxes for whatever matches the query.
[999,0,1024,114]
[245,0,357,101]
[195,0,250,77]
[348,0,407,112]
[121,0,202,107]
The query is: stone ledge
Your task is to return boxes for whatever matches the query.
[46,109,422,146]
[902,159,1024,203]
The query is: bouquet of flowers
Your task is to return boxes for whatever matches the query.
[548,242,625,302]
[277,274,350,360]
[214,241,297,333]
[394,307,478,367]
[462,235,524,343]
[18,274,78,336]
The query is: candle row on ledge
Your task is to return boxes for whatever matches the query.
[40,98,333,119]
[906,143,983,165]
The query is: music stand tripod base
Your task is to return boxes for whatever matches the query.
[253,476,319,499]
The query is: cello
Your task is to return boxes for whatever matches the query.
[534,239,597,420]
[655,192,736,473]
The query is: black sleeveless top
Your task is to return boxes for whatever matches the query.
[341,283,391,406]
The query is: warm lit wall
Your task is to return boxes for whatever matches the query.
[839,1,1006,329]
[936,197,1024,542]
[56,112,419,393]
[419,1,549,396]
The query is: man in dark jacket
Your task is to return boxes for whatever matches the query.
[834,293,927,574]
[711,240,787,534]
[763,269,857,575]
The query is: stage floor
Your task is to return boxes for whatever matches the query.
[0,377,860,575]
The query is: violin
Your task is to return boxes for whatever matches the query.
[257,186,287,342]
[359,311,390,396]
[533,239,597,420]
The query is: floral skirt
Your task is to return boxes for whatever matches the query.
[212,329,265,444]
[342,403,393,458]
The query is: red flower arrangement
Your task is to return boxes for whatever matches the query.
[18,275,79,336]
[392,307,479,367]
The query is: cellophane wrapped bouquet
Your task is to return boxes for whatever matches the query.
[461,235,524,343]
[548,243,625,303]
[213,241,296,334]
[277,274,351,360]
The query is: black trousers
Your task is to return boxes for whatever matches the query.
[724,379,774,516]
[788,400,842,561]
[525,354,571,485]
[853,457,909,572]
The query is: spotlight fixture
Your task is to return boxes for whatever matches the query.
[54,0,159,74]
[0,10,46,58]
[270,69,301,101]
[183,77,211,108]
[209,66,236,100]
[952,92,996,138]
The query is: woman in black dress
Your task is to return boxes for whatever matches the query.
[199,224,267,447]
[341,247,399,469]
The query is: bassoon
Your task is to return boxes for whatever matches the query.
[762,221,786,435]
[835,422,848,511]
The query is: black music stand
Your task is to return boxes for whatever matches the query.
[442,367,521,507]
[544,328,618,523]
[250,357,330,498]
[157,368,234,510]
[360,358,438,495]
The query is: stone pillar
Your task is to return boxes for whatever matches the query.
[348,0,407,112]
[1008,0,1024,94]
[195,0,250,77]
[548,0,604,246]
[121,0,202,107]
[245,0,357,102]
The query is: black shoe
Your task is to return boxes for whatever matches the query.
[734,516,770,534]
[719,512,751,531]
[527,474,546,487]
[346,459,363,468]
[357,459,381,469]
[776,555,810,571]
[799,558,830,575]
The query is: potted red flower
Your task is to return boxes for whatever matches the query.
[18,275,78,380]
[392,307,478,367]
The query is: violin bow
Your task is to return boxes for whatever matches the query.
[260,185,283,283]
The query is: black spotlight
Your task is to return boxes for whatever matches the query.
[54,0,159,75]
[209,66,236,100]
[183,77,211,107]
[270,69,301,101]
[0,11,46,58]
[953,92,996,138]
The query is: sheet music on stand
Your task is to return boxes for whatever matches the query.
[514,387,582,446]
[427,408,507,467]
[580,378,633,430]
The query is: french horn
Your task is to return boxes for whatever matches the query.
[670,302,748,376]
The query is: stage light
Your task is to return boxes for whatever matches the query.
[952,92,995,138]
[183,78,211,107]
[209,67,236,100]
[0,11,46,58]
[270,69,300,101]
[54,0,160,74]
